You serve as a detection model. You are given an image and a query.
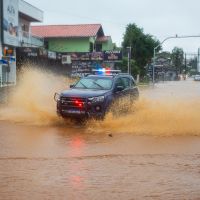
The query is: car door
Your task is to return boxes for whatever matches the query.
[113,77,125,98]
[121,76,131,97]
[122,76,139,100]
[110,77,126,114]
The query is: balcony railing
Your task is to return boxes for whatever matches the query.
[18,31,44,47]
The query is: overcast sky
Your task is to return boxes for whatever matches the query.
[27,0,200,54]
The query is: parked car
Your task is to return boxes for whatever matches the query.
[54,70,139,120]
[194,75,200,81]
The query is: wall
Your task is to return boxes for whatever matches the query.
[19,17,31,33]
[19,0,43,22]
[102,38,113,51]
[48,38,91,52]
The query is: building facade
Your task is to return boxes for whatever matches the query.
[31,24,114,53]
[31,24,121,77]
[0,0,43,87]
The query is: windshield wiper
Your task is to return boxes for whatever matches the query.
[79,81,88,89]
[93,81,104,89]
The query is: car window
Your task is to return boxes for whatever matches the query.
[115,78,124,88]
[121,77,136,88]
[122,77,131,89]
[75,77,113,90]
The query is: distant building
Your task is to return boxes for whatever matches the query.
[0,0,43,87]
[31,24,121,77]
[147,52,177,81]
[31,24,114,52]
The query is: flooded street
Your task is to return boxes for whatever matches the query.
[1,71,200,199]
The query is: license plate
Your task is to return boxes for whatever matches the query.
[62,110,85,114]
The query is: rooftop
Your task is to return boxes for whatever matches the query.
[31,24,104,38]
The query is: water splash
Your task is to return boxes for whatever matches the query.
[0,67,71,125]
[1,67,200,136]
[87,97,200,136]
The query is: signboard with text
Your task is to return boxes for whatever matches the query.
[3,0,19,46]
[16,47,39,57]
[15,49,123,62]
[91,52,104,61]
[104,50,122,61]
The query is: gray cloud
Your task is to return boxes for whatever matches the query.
[27,0,200,53]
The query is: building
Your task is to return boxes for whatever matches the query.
[148,52,177,81]
[0,0,43,87]
[31,24,113,53]
[31,24,121,77]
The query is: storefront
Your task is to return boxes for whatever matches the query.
[0,0,18,86]
[0,0,43,87]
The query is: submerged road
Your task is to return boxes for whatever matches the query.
[1,79,200,199]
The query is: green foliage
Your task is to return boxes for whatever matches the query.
[171,47,184,74]
[188,57,198,75]
[122,23,160,76]
[117,57,140,78]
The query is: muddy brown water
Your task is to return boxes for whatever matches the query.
[1,69,200,199]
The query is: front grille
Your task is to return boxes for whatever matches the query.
[60,97,86,109]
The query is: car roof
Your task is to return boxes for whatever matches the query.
[86,73,133,78]
[86,75,114,78]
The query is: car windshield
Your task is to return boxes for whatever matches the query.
[74,77,113,90]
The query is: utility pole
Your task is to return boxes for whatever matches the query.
[184,53,187,74]
[197,48,200,73]
[127,46,131,74]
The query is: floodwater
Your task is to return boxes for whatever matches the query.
[1,68,200,199]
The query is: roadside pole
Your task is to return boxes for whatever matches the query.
[127,46,131,74]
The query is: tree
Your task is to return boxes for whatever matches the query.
[171,47,184,75]
[122,23,160,76]
[188,57,198,75]
[117,57,140,78]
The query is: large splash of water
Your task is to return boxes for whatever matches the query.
[0,67,200,136]
[88,98,200,136]
[0,67,71,125]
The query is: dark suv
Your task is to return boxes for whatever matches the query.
[54,72,139,119]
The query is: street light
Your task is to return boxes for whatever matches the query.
[126,46,131,74]
[153,34,200,85]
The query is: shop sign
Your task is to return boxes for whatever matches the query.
[90,52,104,61]
[3,0,19,46]
[17,47,38,57]
[70,53,90,61]
[104,50,122,61]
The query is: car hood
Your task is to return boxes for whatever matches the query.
[61,89,109,98]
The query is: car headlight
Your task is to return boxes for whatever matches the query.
[54,93,61,102]
[88,96,105,103]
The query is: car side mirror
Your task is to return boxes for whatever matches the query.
[70,84,74,88]
[116,85,124,92]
